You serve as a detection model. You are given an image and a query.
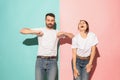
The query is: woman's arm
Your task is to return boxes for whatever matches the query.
[72,48,77,70]
[72,48,79,78]
[86,45,96,73]
[89,45,96,65]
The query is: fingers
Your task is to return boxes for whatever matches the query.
[58,32,64,36]
[85,64,93,73]
[74,69,80,79]
[36,31,44,36]
[74,72,79,79]
[86,68,91,73]
[57,32,66,38]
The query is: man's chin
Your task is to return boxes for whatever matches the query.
[47,26,54,29]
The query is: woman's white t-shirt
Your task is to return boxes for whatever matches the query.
[72,32,98,57]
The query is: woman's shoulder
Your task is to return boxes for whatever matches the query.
[88,32,96,36]
[74,34,80,38]
[72,34,80,40]
[88,32,98,39]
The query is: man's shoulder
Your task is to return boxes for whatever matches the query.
[52,29,59,33]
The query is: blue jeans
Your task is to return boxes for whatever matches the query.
[74,58,89,80]
[35,58,57,80]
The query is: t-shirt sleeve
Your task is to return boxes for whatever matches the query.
[72,37,78,48]
[91,33,99,46]
[56,30,59,33]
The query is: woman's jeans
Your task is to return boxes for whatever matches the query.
[74,58,89,80]
[35,57,57,80]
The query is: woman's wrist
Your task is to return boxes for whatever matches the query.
[73,66,77,70]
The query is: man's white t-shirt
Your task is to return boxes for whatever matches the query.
[31,27,59,56]
[72,32,98,57]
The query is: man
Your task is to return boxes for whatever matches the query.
[20,13,74,80]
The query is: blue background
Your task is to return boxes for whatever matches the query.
[0,0,60,80]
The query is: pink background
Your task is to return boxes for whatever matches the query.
[60,0,120,80]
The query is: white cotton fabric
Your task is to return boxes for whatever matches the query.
[72,32,98,57]
[31,27,59,56]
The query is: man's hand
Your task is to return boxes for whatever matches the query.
[57,31,74,39]
[33,30,44,36]
[57,32,65,38]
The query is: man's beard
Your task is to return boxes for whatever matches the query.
[46,23,54,29]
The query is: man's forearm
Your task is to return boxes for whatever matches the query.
[20,28,35,34]
[64,32,74,38]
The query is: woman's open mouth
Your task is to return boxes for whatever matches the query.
[81,26,84,28]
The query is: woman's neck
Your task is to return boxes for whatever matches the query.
[80,31,87,34]
[80,31,88,39]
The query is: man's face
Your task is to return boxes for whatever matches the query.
[45,16,55,29]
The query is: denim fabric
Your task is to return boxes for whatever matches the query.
[75,58,89,80]
[35,58,57,80]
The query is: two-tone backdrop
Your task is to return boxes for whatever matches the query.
[0,0,120,80]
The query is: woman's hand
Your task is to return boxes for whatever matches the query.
[85,63,93,73]
[74,68,80,79]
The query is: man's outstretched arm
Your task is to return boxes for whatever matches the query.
[57,32,74,39]
[20,28,43,36]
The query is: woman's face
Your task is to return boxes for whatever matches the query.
[78,20,87,32]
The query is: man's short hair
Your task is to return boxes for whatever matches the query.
[45,13,55,19]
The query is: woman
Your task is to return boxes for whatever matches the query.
[72,20,98,80]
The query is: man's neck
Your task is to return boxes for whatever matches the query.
[46,27,54,30]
